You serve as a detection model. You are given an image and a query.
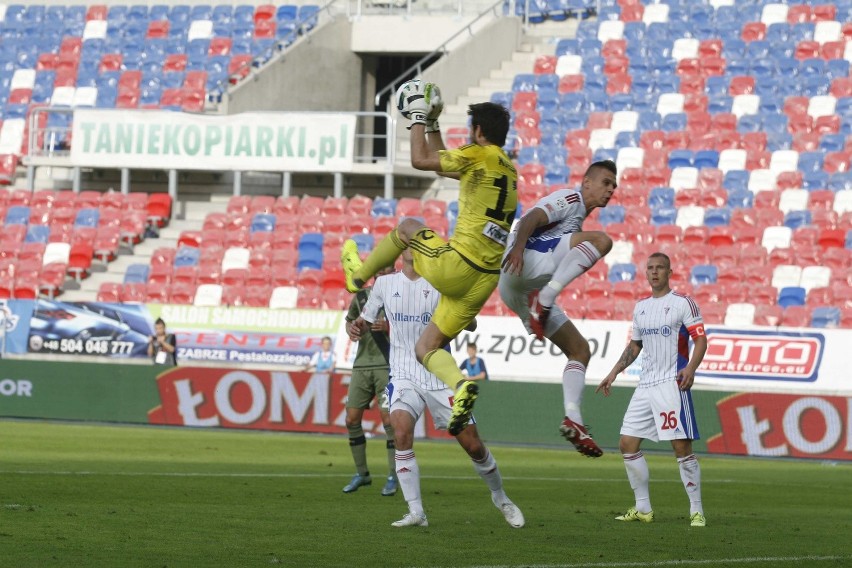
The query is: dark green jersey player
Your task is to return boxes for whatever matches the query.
[342,283,397,496]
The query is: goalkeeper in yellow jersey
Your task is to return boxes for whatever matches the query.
[342,80,516,436]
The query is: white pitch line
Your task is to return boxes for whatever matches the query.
[0,470,741,484]
[448,556,851,568]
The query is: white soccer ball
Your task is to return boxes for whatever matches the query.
[395,80,442,120]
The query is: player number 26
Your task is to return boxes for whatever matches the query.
[660,411,678,430]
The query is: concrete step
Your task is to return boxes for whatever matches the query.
[478,77,513,91]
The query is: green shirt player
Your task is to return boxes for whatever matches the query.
[342,85,516,437]
[342,269,397,496]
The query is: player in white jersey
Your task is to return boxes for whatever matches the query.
[597,252,708,527]
[348,250,524,529]
[499,160,618,457]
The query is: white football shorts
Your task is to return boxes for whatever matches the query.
[386,378,475,430]
[498,246,569,338]
[620,381,700,442]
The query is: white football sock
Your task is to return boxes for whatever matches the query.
[471,449,507,503]
[538,240,603,307]
[623,451,652,513]
[395,450,424,517]
[678,454,703,516]
[562,360,586,424]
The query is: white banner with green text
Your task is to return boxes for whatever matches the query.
[70,109,357,172]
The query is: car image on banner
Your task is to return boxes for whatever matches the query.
[28,300,152,358]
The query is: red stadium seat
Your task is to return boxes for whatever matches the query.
[558,74,584,93]
[754,305,783,327]
[222,285,246,307]
[96,282,121,303]
[169,282,196,305]
[147,194,172,227]
[163,54,187,73]
[145,282,169,303]
[781,306,810,327]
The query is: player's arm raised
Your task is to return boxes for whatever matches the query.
[501,207,549,276]
[596,340,643,397]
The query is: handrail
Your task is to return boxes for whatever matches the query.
[372,0,508,108]
[208,0,340,108]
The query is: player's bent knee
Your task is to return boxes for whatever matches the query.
[397,217,425,242]
[592,232,613,255]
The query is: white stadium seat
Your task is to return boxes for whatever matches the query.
[194,284,223,307]
[761,226,792,253]
[672,38,699,61]
[814,21,841,44]
[748,169,777,193]
[657,93,684,117]
[725,303,756,326]
[597,20,624,42]
[221,247,250,272]
[778,189,809,214]
[731,95,760,118]
[761,3,789,25]
[771,265,802,290]
[807,96,836,119]
[643,3,669,24]
[670,167,699,191]
[604,240,634,267]
[611,111,638,133]
[588,128,616,151]
[10,69,35,91]
[833,190,852,214]
[616,147,644,171]
[676,205,705,229]
[555,55,582,77]
[769,150,799,175]
[718,149,747,173]
[269,286,299,309]
[799,266,831,293]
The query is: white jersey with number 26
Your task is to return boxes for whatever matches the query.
[631,291,704,388]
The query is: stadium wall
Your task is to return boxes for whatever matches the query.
[1,360,850,461]
[224,18,367,114]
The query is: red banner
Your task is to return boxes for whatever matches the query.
[147,367,453,439]
[707,393,852,460]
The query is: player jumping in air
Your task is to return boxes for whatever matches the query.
[342,81,516,436]
[499,160,618,457]
[597,252,708,527]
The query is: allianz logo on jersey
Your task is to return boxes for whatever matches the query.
[392,312,433,324]
[638,325,673,337]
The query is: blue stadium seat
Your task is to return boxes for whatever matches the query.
[74,209,100,228]
[174,246,200,267]
[661,113,687,132]
[737,115,762,134]
[668,150,693,169]
[704,76,729,97]
[803,172,829,192]
[827,60,850,81]
[703,207,732,227]
[798,152,824,175]
[649,187,675,208]
[490,91,512,109]
[555,38,579,57]
[124,264,151,284]
[821,134,846,153]
[559,93,585,113]
[762,114,788,135]
[784,210,812,230]
[25,224,49,244]
[694,150,719,169]
[150,5,170,20]
[297,248,323,272]
[250,214,276,233]
[707,95,732,114]
[811,307,841,328]
[766,132,793,152]
[754,77,779,97]
[544,164,570,185]
[599,205,625,226]
[609,263,637,283]
[371,198,397,217]
[846,229,852,250]
[539,146,567,169]
[351,233,374,253]
[277,5,298,22]
[829,172,852,192]
[727,190,754,209]
[615,131,640,148]
[516,147,537,166]
[512,74,536,93]
[778,287,806,308]
[690,265,718,286]
[623,22,645,42]
[651,206,678,226]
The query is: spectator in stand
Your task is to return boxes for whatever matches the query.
[305,336,336,373]
[459,343,488,381]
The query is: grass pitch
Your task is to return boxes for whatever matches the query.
[1,420,850,568]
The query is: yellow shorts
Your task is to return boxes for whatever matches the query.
[408,227,499,338]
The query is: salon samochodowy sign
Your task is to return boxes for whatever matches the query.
[70,110,357,172]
